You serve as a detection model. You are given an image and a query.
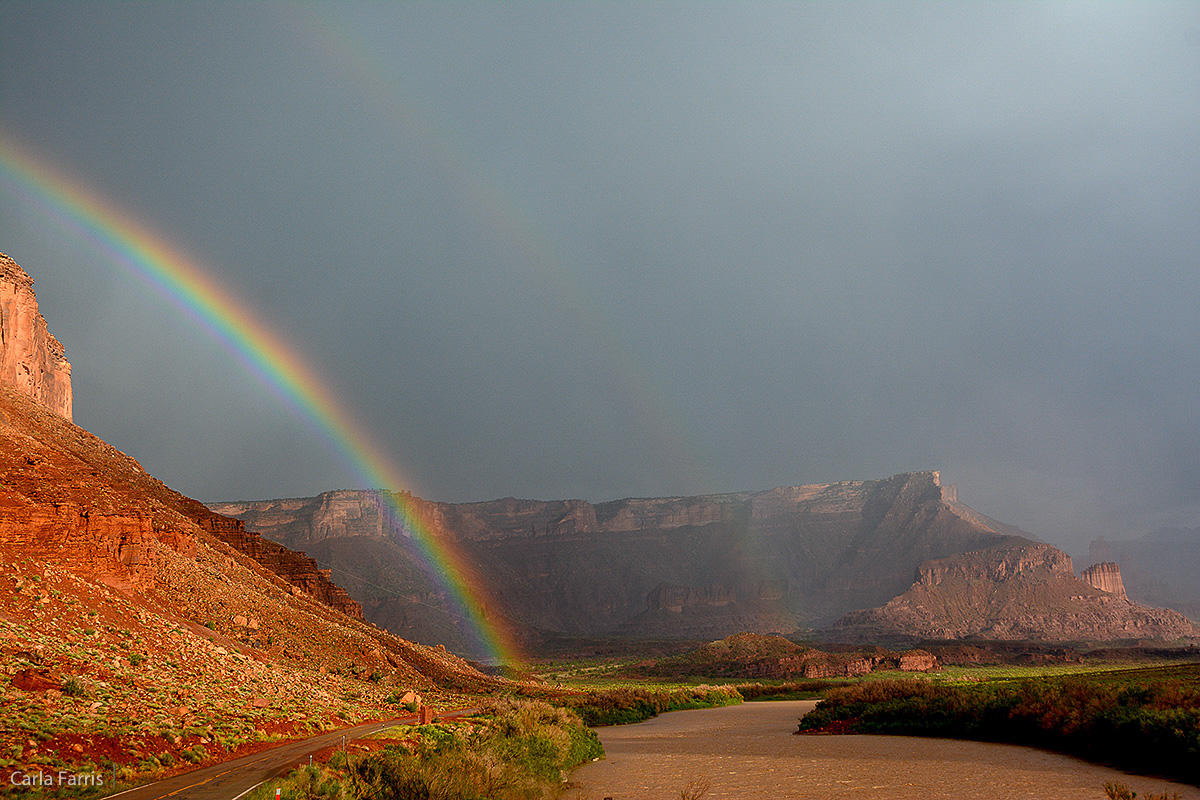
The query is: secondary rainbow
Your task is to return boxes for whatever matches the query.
[0,132,520,665]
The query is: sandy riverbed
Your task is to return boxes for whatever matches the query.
[570,700,1199,800]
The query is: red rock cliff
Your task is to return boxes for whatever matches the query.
[0,253,72,421]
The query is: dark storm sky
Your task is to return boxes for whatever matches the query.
[3,1,1200,555]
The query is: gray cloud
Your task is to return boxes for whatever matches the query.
[3,1,1199,554]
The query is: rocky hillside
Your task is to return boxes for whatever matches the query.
[832,542,1196,642]
[215,471,1103,652]
[0,253,506,784]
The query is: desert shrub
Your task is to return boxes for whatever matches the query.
[799,675,1200,787]
[1105,780,1180,800]
[560,685,742,727]
[351,749,430,800]
[345,698,601,800]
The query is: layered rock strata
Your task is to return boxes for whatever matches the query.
[216,471,1200,652]
[200,513,362,618]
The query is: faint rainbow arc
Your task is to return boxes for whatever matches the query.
[0,132,520,665]
[285,4,716,493]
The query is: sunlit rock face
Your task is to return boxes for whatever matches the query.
[0,252,360,619]
[0,253,72,421]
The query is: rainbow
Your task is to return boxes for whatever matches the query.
[0,131,521,665]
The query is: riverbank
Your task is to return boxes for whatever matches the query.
[571,701,1199,800]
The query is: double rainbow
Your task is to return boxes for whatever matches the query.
[0,132,520,665]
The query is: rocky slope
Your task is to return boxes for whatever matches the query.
[0,253,71,421]
[0,253,358,617]
[832,542,1196,642]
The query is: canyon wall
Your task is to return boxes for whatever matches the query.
[215,471,1198,652]
[0,253,72,421]
[213,472,1034,646]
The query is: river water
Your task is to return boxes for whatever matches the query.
[570,701,1199,800]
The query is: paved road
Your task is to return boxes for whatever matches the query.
[110,710,474,800]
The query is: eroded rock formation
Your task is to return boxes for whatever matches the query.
[1090,530,1200,622]
[200,513,362,618]
[0,253,71,421]
[0,502,193,592]
[833,543,1196,641]
[1082,561,1128,600]
[212,472,1084,649]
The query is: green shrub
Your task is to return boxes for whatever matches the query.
[61,676,88,698]
[347,698,601,800]
[561,685,742,726]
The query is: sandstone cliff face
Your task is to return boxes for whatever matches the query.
[0,502,193,592]
[0,253,72,421]
[1082,561,1128,600]
[0,253,360,619]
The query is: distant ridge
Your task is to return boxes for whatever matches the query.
[214,471,1195,654]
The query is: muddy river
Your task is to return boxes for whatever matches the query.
[570,700,1199,800]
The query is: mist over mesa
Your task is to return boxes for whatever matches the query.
[3,2,1200,555]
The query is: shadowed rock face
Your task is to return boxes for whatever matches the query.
[213,471,1052,649]
[215,472,1199,653]
[0,253,72,421]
